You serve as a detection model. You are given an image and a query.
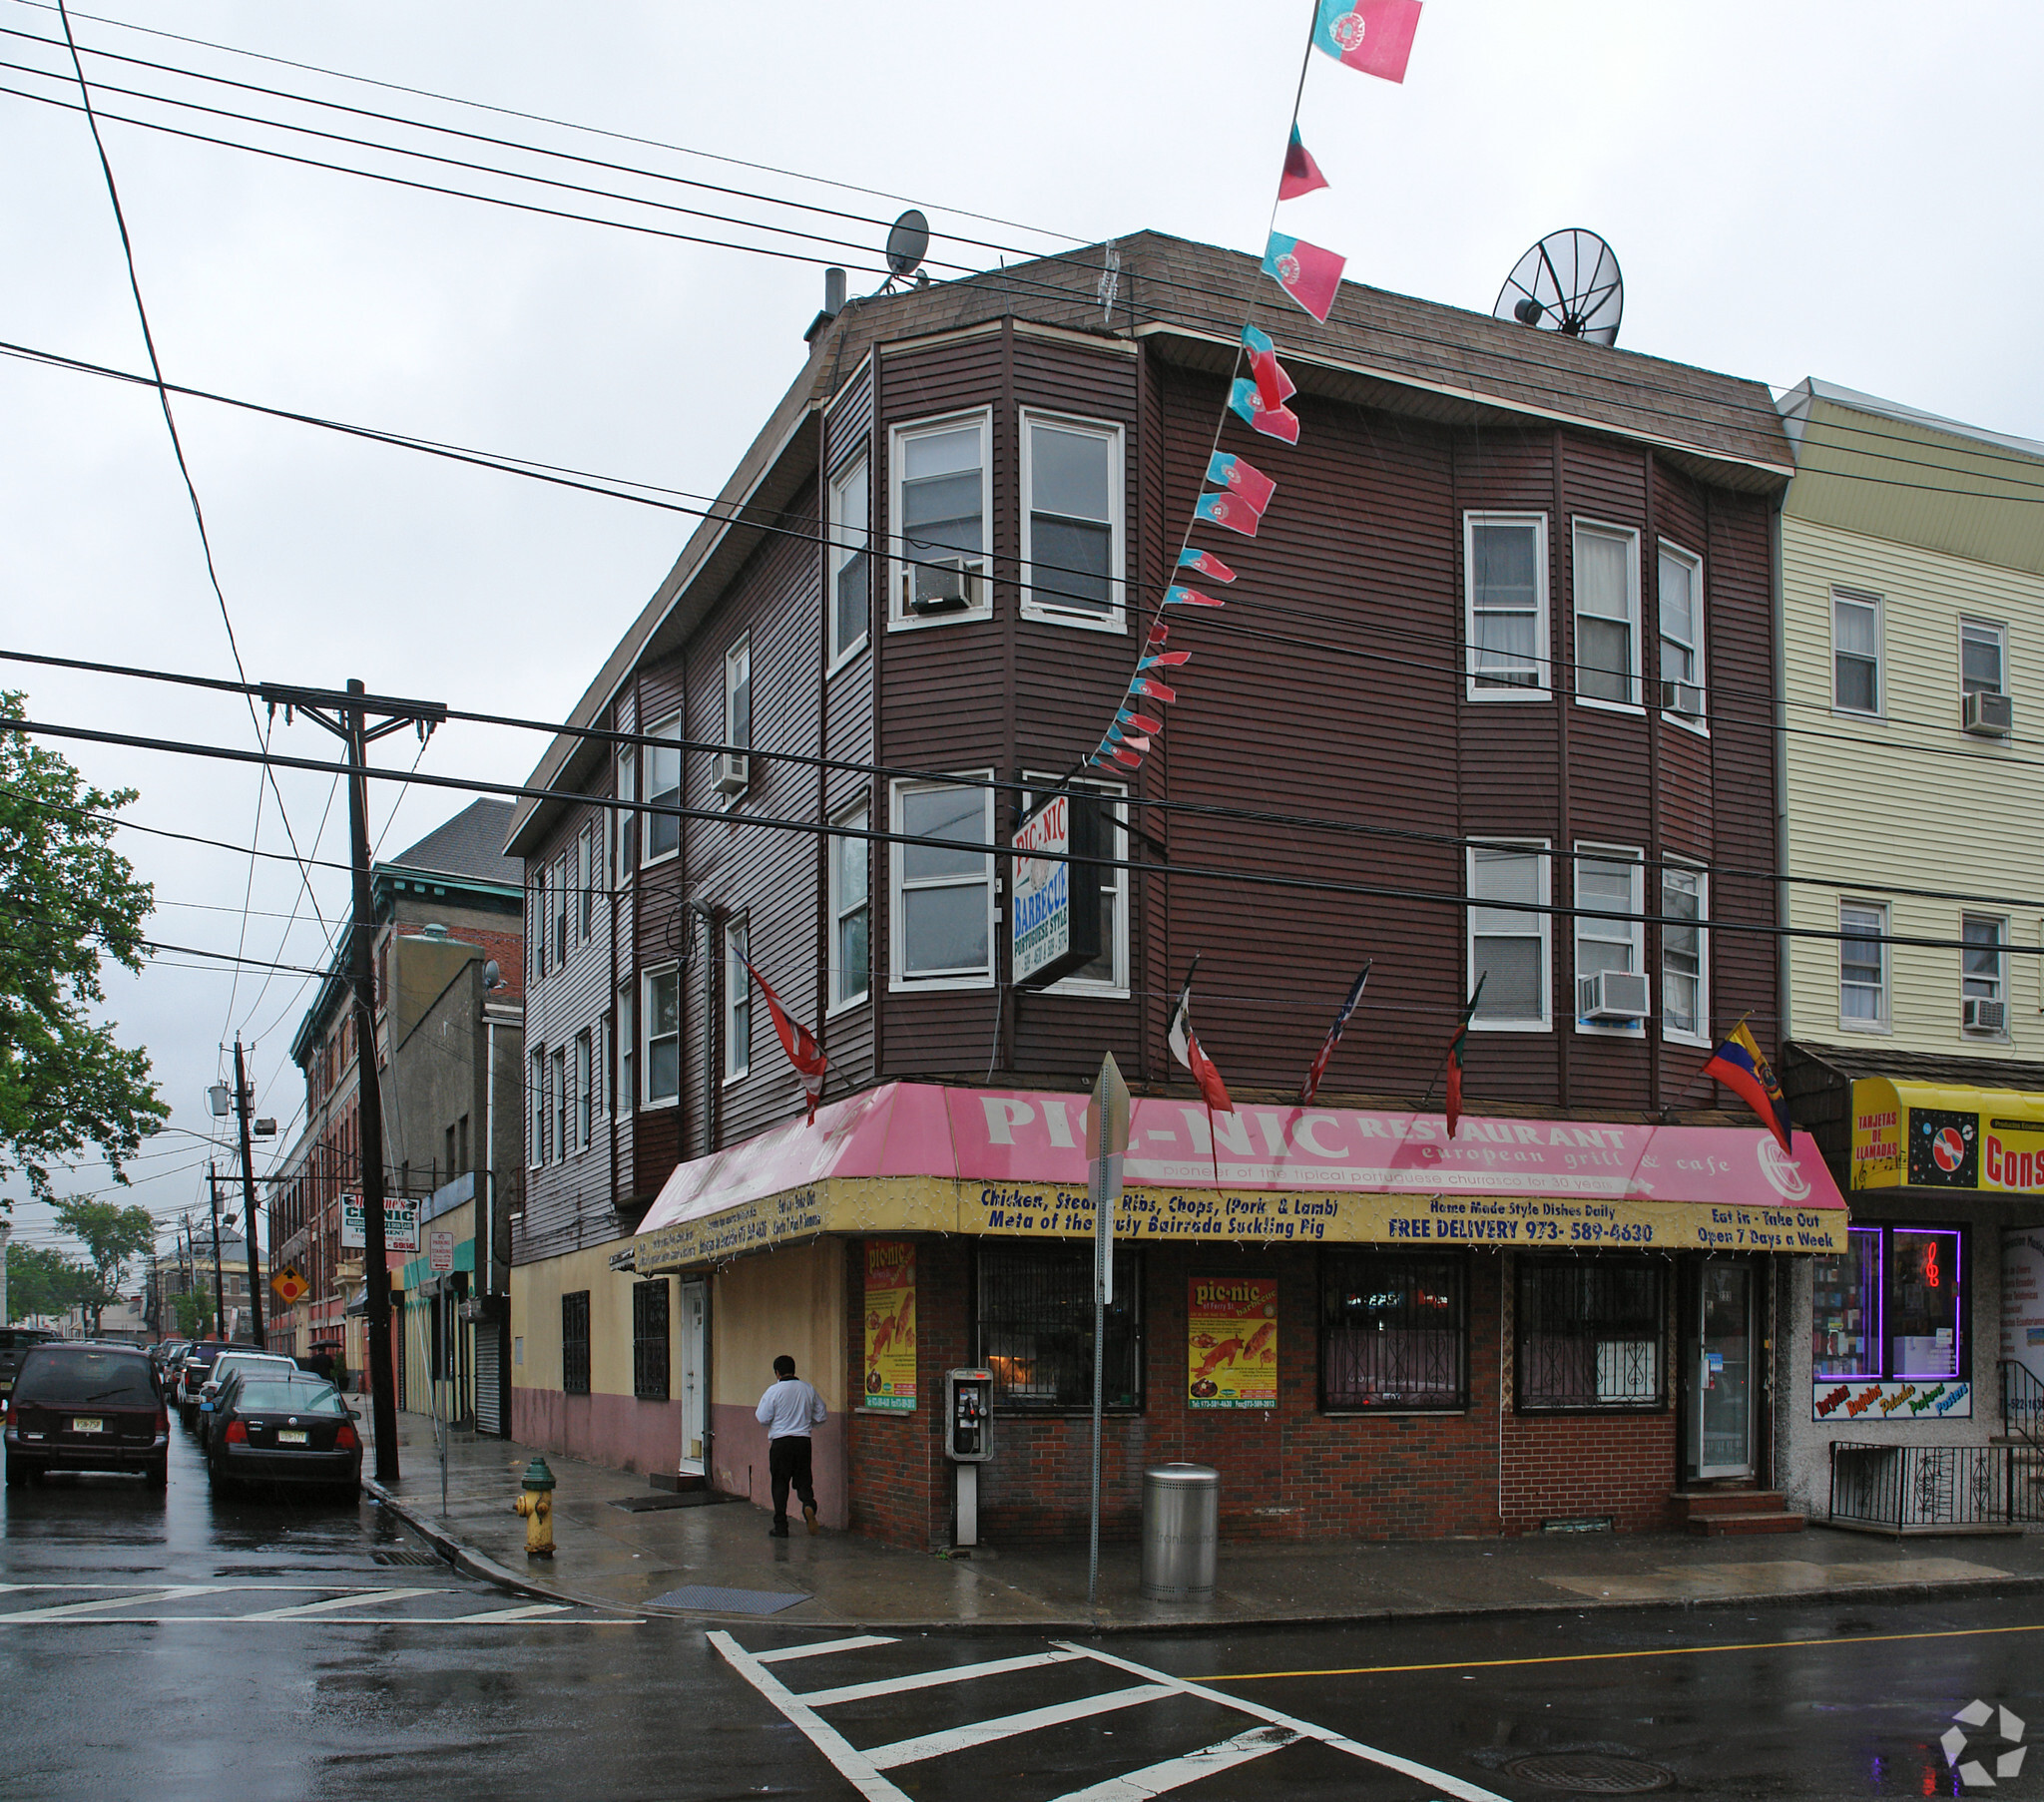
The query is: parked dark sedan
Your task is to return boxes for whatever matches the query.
[206,1374,360,1498]
[173,1341,234,1429]
[0,1327,59,1411]
[4,1343,168,1487]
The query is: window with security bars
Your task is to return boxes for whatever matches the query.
[1320,1251,1467,1410]
[632,1279,670,1400]
[1515,1258,1665,1411]
[976,1243,1142,1412]
[562,1290,591,1396]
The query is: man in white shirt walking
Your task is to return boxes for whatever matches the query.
[756,1354,826,1537]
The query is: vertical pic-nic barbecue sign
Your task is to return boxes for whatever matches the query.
[862,1240,917,1411]
[1010,790,1103,989]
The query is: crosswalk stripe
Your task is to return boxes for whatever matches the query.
[799,1648,1084,1707]
[3,1585,222,1621]
[241,1587,432,1619]
[712,1630,916,1802]
[755,1634,899,1665]
[450,1602,577,1621]
[1046,1725,1298,1801]
[862,1683,1175,1770]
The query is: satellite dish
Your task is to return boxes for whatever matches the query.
[1494,228,1623,346]
[885,209,929,278]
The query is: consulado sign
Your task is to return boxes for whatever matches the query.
[1009,790,1103,989]
[338,1192,420,1254]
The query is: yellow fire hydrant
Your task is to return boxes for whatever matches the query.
[513,1456,556,1558]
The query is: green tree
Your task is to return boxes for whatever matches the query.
[53,1196,156,1333]
[5,1240,84,1322]
[0,690,167,1206]
[172,1287,214,1339]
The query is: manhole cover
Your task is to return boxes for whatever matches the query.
[1506,1752,1673,1793]
[369,1548,442,1568]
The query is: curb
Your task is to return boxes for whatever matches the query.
[363,1478,630,1614]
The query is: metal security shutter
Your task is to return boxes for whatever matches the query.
[475,1326,504,1437]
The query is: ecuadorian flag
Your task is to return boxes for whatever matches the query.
[1704,1022,1791,1153]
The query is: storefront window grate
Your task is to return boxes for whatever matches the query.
[976,1244,1143,1411]
[1320,1251,1467,1410]
[633,1279,670,1400]
[562,1289,591,1396]
[1516,1258,1666,1411]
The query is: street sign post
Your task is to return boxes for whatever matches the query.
[429,1230,454,1274]
[1084,1052,1131,1607]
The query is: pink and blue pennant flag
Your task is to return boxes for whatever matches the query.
[1179,547,1237,584]
[1140,651,1192,671]
[1118,707,1165,734]
[1109,744,1144,768]
[1108,728,1152,752]
[1264,232,1345,323]
[1131,675,1179,703]
[1312,0,1422,83]
[1231,378,1301,445]
[1207,451,1277,514]
[1195,490,1260,537]
[1279,124,1330,201]
[1243,323,1296,407]
[1164,585,1225,610]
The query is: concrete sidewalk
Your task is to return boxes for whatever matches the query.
[362,1412,2044,1631]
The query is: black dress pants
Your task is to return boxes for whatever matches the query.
[768,1435,814,1523]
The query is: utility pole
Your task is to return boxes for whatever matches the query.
[206,1164,227,1339]
[233,1036,265,1348]
[263,676,444,1485]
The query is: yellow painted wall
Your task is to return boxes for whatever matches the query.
[711,1239,845,1412]
[1783,515,2044,1052]
[511,1240,647,1398]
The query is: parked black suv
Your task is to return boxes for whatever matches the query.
[0,1328,59,1411]
[4,1342,168,1487]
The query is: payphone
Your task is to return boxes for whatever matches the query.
[945,1368,993,1547]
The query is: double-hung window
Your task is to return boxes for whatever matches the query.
[1962,620,2005,696]
[553,855,569,967]
[1022,774,1128,993]
[828,456,870,666]
[1832,591,1882,714]
[891,413,990,624]
[1963,915,2005,1032]
[615,746,638,880]
[1463,513,1548,695]
[725,638,751,761]
[724,918,750,1083]
[532,867,547,980]
[552,1047,568,1163]
[529,1048,546,1167]
[644,966,681,1105]
[829,805,870,1011]
[574,1029,592,1150]
[1839,901,1889,1029]
[1657,541,1705,721]
[579,825,595,940]
[891,777,995,987]
[1517,1258,1666,1411]
[644,713,682,862]
[1661,862,1709,1044]
[1467,842,1551,1029]
[617,981,635,1114]
[1573,844,1644,1033]
[1573,521,1640,706]
[1021,411,1123,628]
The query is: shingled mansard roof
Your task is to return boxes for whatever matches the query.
[506,230,1792,856]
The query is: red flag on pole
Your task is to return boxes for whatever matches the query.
[744,959,827,1124]
[1167,958,1234,1116]
[1444,974,1485,1139]
[1299,961,1371,1106]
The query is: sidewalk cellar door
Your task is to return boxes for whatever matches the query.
[679,1280,708,1476]
[1696,1261,1754,1479]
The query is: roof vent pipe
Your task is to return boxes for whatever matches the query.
[823,266,846,317]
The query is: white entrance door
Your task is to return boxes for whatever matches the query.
[678,1280,708,1477]
[1696,1262,1755,1480]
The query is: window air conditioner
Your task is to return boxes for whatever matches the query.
[1660,679,1705,719]
[1963,997,2008,1035]
[903,557,985,616]
[1963,690,2014,736]
[1578,970,1651,1023]
[712,751,750,797]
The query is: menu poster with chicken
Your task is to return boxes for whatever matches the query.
[862,1240,917,1412]
[1187,1277,1278,1409]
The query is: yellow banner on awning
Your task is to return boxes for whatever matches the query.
[1851,1077,2044,1193]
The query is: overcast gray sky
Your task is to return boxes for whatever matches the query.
[5,0,2039,1268]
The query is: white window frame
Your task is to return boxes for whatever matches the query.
[551,1046,568,1165]
[614,746,637,885]
[1466,840,1552,1033]
[827,452,870,672]
[574,1029,592,1152]
[528,1047,545,1168]
[1022,773,1130,997]
[1571,519,1642,712]
[888,409,993,632]
[1463,512,1550,700]
[1839,900,1890,1033]
[1656,539,1707,734]
[1831,589,1884,718]
[1019,409,1125,634]
[596,1009,611,1121]
[827,803,871,1016]
[578,825,595,941]
[643,712,682,866]
[1962,913,2007,1027]
[616,982,635,1118]
[1961,618,2007,697]
[1660,859,1710,1048]
[725,636,752,753]
[1572,842,1646,1038]
[724,916,751,1085]
[532,865,547,980]
[889,773,997,992]
[642,964,681,1108]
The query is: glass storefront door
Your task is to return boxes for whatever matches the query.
[1696,1262,1754,1479]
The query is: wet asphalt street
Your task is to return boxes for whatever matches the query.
[4,1417,2041,1800]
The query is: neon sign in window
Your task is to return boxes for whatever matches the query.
[1811,1225,1961,1381]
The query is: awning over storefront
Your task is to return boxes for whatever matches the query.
[632,1084,1847,1273]
[1851,1076,2044,1193]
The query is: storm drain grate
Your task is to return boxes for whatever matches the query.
[645,1583,810,1615]
[369,1548,444,1568]
[1507,1752,1674,1794]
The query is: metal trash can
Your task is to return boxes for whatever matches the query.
[1141,1463,1219,1600]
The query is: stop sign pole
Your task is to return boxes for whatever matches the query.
[1085,1052,1130,1608]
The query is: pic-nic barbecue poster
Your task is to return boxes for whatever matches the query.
[1187,1276,1278,1409]
[861,1240,916,1411]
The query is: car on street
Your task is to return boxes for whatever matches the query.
[3,1342,168,1488]
[205,1374,360,1499]
[194,1351,298,1448]
[172,1341,235,1428]
[0,1327,59,1412]
[149,1338,191,1384]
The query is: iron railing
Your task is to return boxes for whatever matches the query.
[1829,1440,2044,1532]
[2001,1359,2044,1451]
